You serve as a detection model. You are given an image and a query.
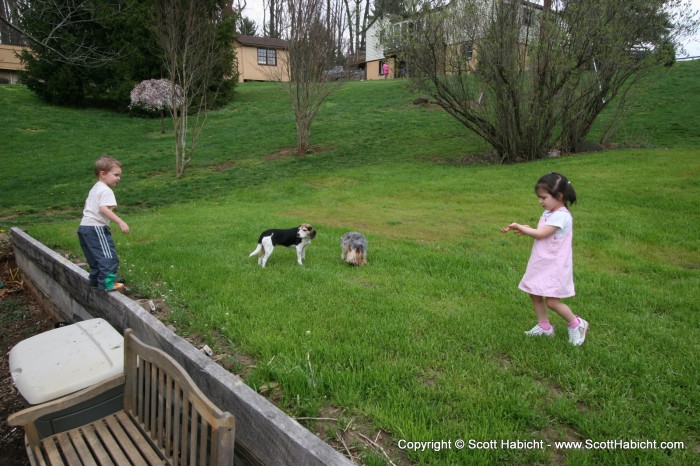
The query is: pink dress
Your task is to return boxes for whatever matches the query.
[518,208,575,298]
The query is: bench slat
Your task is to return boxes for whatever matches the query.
[41,436,66,465]
[104,413,149,465]
[67,429,96,465]
[115,411,165,465]
[164,373,173,455]
[93,418,131,465]
[56,432,82,465]
[81,426,115,465]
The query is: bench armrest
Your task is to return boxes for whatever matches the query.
[8,374,125,427]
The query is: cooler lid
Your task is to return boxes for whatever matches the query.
[9,318,124,404]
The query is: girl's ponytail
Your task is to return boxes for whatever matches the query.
[536,172,576,206]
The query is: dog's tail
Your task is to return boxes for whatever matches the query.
[249,243,262,257]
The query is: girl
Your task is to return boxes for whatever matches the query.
[501,172,589,346]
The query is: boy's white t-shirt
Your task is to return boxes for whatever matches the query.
[80,181,117,227]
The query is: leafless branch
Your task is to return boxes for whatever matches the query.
[3,0,125,68]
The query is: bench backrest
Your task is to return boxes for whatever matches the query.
[123,329,236,466]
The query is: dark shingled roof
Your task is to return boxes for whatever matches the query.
[237,35,289,49]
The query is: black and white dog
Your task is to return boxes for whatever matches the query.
[249,224,317,268]
[341,231,368,266]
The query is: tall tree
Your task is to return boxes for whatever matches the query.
[12,0,164,108]
[264,0,284,37]
[16,0,132,105]
[278,0,343,155]
[149,0,238,177]
[238,15,258,35]
[343,0,371,57]
[1,0,25,44]
[391,0,699,162]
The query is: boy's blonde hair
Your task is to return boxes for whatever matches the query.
[94,155,122,176]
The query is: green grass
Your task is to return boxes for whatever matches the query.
[1,61,699,465]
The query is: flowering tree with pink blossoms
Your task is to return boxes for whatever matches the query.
[129,79,184,134]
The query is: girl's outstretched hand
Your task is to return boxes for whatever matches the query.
[501,223,528,235]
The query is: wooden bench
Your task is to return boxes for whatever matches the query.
[9,329,236,465]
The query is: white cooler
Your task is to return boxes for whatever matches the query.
[9,318,125,438]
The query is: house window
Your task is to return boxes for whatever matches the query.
[257,48,277,66]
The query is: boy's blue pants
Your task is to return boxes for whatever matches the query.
[77,225,119,290]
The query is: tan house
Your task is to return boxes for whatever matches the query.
[0,44,27,84]
[366,2,540,80]
[4,37,289,84]
[234,35,290,82]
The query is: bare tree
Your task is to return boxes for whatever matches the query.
[393,0,699,162]
[263,0,284,37]
[150,0,235,177]
[326,0,347,62]
[276,0,343,155]
[1,0,25,44]
[342,0,371,57]
[2,0,124,66]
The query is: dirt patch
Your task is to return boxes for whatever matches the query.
[430,151,503,166]
[0,233,54,466]
[207,161,237,171]
[265,144,334,161]
[305,408,412,466]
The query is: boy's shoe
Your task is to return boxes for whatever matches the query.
[106,282,125,292]
[524,324,555,337]
[568,317,589,346]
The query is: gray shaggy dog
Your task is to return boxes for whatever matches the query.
[341,232,368,266]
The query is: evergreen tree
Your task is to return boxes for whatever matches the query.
[17,0,236,110]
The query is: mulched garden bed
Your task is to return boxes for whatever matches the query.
[0,233,54,466]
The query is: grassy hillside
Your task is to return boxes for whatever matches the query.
[2,59,698,228]
[1,61,699,465]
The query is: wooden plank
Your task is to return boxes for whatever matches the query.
[179,399,191,466]
[149,362,157,434]
[123,333,137,415]
[156,367,166,450]
[93,419,131,465]
[136,357,145,421]
[164,373,173,455]
[67,429,95,465]
[172,387,182,465]
[104,414,149,465]
[55,432,81,465]
[41,437,66,465]
[143,359,152,432]
[29,443,49,466]
[114,411,165,465]
[189,410,198,466]
[198,420,208,466]
[82,426,115,466]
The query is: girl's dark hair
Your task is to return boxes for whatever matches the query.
[535,172,577,206]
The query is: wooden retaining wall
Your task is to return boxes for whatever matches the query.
[10,227,353,466]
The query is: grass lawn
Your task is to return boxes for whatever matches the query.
[1,61,699,465]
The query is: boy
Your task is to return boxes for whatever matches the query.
[78,156,130,291]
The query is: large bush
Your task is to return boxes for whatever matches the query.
[18,0,237,111]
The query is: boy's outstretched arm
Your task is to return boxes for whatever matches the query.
[99,205,130,233]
